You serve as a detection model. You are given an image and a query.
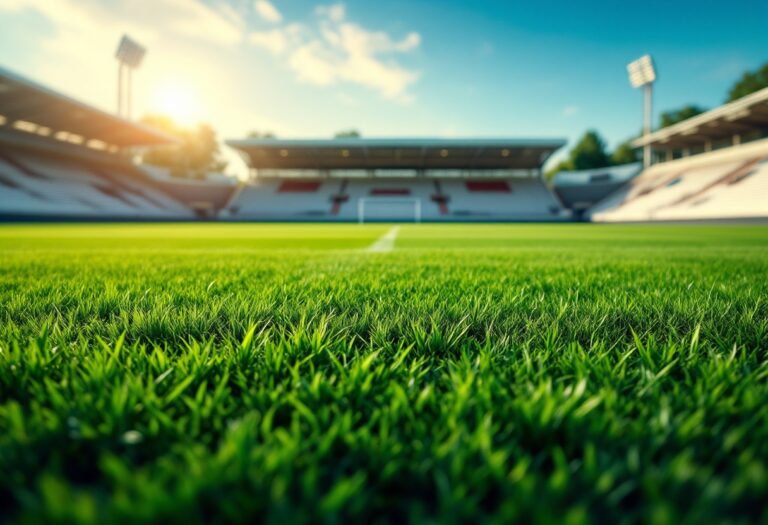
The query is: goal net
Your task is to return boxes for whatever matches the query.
[357,198,422,224]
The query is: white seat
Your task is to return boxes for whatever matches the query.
[0,153,194,218]
[227,179,341,219]
[591,147,768,221]
[226,177,563,221]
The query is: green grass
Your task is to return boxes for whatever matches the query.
[1,223,767,524]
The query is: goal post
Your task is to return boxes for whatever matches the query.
[358,198,422,224]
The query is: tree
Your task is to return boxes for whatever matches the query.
[246,130,276,139]
[659,105,706,129]
[727,62,768,102]
[611,140,639,165]
[545,130,632,180]
[334,129,361,138]
[140,115,227,179]
[568,130,611,170]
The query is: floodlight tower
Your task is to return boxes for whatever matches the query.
[115,35,146,119]
[627,54,656,168]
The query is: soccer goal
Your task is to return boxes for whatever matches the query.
[357,198,422,224]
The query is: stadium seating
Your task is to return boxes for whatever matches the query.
[226,178,342,219]
[334,178,441,221]
[655,157,768,220]
[227,176,564,221]
[439,178,562,220]
[139,165,238,218]
[590,139,768,221]
[552,163,642,219]
[0,149,193,218]
[0,64,204,219]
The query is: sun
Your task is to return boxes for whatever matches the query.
[150,82,202,126]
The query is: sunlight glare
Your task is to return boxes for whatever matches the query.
[150,82,202,126]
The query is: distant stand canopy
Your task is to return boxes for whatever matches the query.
[226,138,566,173]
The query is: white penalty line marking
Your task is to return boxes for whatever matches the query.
[366,226,400,252]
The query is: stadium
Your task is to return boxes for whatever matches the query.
[1,1,768,523]
[3,63,768,223]
[2,63,767,222]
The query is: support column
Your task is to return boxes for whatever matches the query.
[126,68,132,119]
[117,63,124,116]
[643,83,653,168]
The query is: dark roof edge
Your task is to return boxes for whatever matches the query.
[226,137,567,149]
[0,64,178,147]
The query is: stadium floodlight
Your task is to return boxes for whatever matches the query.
[627,55,655,88]
[627,55,656,168]
[115,35,146,119]
[116,36,146,68]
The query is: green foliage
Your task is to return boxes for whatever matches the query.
[334,129,361,138]
[547,131,642,181]
[611,141,639,165]
[141,115,227,179]
[1,224,768,524]
[727,62,768,102]
[659,105,707,129]
[546,130,616,180]
[568,130,611,170]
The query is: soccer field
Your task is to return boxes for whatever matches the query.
[1,223,768,524]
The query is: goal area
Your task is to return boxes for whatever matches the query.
[357,198,422,224]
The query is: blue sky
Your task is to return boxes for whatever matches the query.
[0,0,766,174]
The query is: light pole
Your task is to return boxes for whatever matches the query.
[115,35,146,119]
[627,55,656,168]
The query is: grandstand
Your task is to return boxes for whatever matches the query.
[552,162,641,220]
[0,66,234,219]
[3,60,767,224]
[225,138,567,221]
[591,87,768,222]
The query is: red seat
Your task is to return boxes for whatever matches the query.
[465,180,510,192]
[278,180,321,192]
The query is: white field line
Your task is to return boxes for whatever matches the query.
[366,226,400,253]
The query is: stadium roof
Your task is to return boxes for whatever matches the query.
[632,87,768,149]
[552,162,641,187]
[227,138,566,170]
[0,65,177,149]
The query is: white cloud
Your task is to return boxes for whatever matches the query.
[248,2,421,101]
[250,23,304,55]
[249,29,288,55]
[562,105,580,117]
[289,42,338,85]
[316,3,345,23]
[336,92,360,106]
[0,0,246,48]
[166,0,245,46]
[254,0,282,23]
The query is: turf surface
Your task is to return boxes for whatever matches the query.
[1,223,767,524]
